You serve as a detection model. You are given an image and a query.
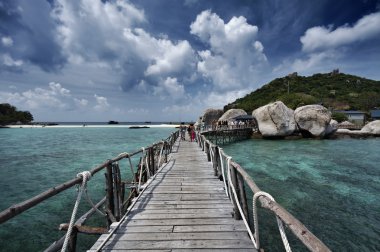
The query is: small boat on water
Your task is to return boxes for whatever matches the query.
[129,126,150,129]
[108,120,119,124]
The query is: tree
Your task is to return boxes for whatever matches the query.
[0,103,34,125]
[332,112,348,123]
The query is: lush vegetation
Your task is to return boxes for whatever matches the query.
[224,72,380,113]
[0,103,34,125]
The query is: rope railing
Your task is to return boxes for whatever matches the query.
[0,130,180,252]
[197,132,331,252]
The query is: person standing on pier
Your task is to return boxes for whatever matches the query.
[188,123,195,142]
[180,122,186,140]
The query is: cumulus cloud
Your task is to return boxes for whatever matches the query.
[2,54,23,67]
[153,77,185,100]
[94,94,110,111]
[190,10,268,91]
[53,0,196,94]
[0,82,86,110]
[0,0,66,72]
[301,11,380,52]
[2,36,13,47]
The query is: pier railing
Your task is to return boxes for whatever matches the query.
[0,131,179,252]
[197,131,331,252]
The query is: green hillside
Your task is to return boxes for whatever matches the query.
[224,72,380,113]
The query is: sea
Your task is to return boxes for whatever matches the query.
[0,124,379,251]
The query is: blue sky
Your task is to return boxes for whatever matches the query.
[1,0,380,122]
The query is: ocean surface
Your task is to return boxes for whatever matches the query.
[0,124,175,251]
[222,138,380,251]
[0,126,379,251]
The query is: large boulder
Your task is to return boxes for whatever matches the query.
[361,120,380,135]
[202,108,224,126]
[294,105,331,137]
[325,119,338,136]
[252,101,296,137]
[218,109,247,122]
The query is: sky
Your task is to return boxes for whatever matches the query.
[1,0,380,122]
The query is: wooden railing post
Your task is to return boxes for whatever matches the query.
[237,173,249,223]
[105,162,115,227]
[206,142,211,162]
[230,166,241,220]
[112,163,121,221]
[212,145,219,176]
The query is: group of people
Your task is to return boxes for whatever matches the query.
[180,123,196,142]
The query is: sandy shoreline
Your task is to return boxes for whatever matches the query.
[3,124,180,128]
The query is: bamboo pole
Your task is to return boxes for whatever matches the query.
[44,197,106,252]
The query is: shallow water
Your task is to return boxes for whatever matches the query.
[222,138,380,251]
[0,126,175,251]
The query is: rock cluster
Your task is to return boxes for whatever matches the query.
[218,109,247,122]
[361,120,380,135]
[202,108,224,126]
[252,102,335,138]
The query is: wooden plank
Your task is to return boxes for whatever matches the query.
[121,218,239,226]
[173,224,247,232]
[95,232,250,241]
[102,240,254,250]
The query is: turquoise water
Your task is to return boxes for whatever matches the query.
[0,126,175,251]
[1,128,379,251]
[222,138,380,251]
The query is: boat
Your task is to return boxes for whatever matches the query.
[129,126,150,129]
[108,120,119,124]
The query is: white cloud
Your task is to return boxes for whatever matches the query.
[2,54,23,67]
[53,0,196,94]
[145,40,194,76]
[94,94,110,111]
[301,11,380,52]
[53,0,145,64]
[153,77,185,100]
[190,10,268,91]
[0,83,86,111]
[74,98,88,107]
[2,36,13,47]
[203,89,251,109]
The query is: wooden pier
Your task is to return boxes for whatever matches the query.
[0,129,330,252]
[89,139,255,251]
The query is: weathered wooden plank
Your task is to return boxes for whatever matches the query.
[121,218,239,226]
[133,203,233,210]
[129,212,232,219]
[102,240,254,250]
[129,208,233,214]
[95,232,250,242]
[173,224,247,232]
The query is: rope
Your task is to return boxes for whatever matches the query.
[61,171,91,252]
[253,191,292,252]
[226,157,257,248]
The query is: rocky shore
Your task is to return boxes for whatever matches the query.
[198,102,380,139]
